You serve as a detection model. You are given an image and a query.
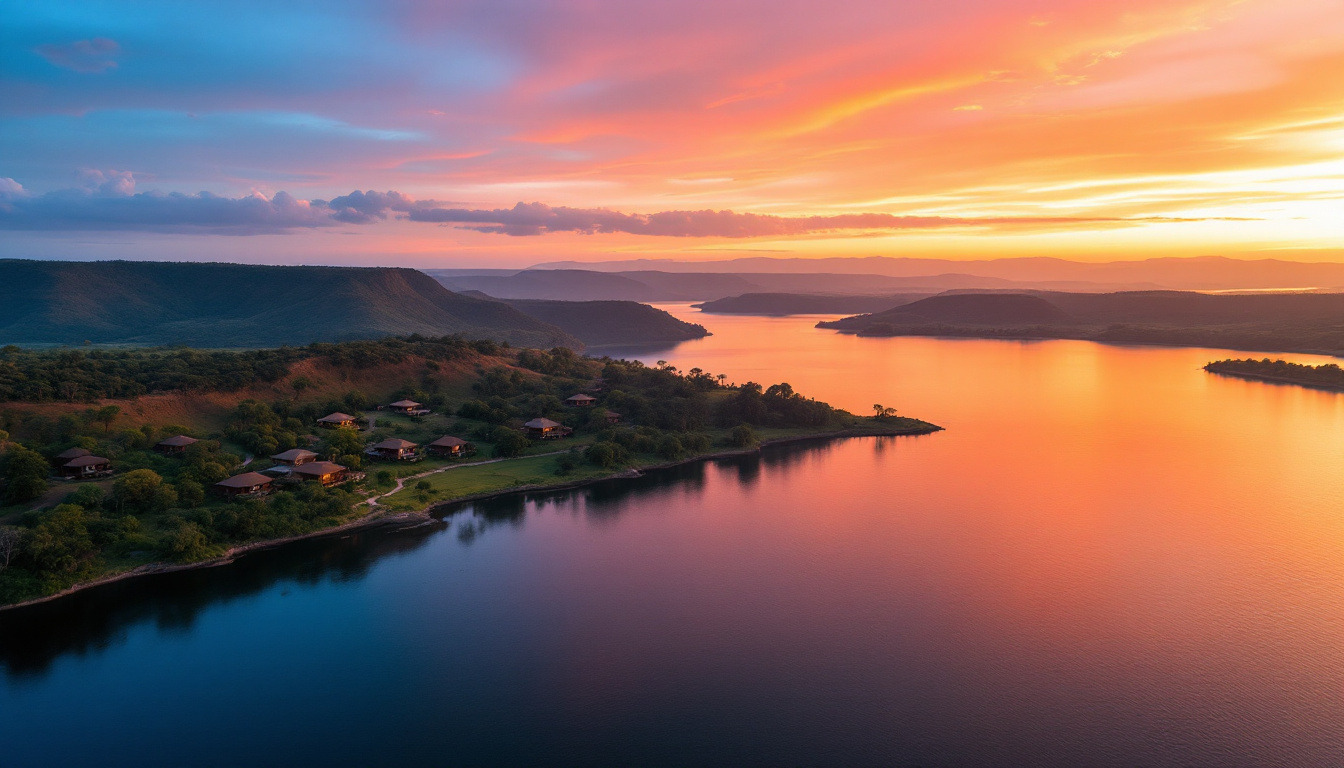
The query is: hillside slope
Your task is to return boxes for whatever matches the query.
[500,299,710,346]
[0,260,580,349]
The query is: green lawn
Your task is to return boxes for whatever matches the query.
[377,453,607,511]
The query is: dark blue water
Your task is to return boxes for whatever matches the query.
[4,318,1344,767]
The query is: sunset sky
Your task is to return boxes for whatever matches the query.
[2,0,1341,266]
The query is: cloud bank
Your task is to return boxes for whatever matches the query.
[34,37,121,73]
[0,178,1236,237]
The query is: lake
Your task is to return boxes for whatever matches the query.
[3,307,1343,767]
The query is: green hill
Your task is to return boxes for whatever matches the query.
[499,299,710,347]
[0,260,580,349]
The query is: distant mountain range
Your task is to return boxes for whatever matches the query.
[694,293,927,315]
[817,291,1344,355]
[424,268,1112,301]
[0,260,581,349]
[523,255,1344,292]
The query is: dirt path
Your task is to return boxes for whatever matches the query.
[362,450,569,507]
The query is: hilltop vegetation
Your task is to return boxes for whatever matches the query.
[0,335,507,403]
[0,259,579,349]
[819,290,1344,355]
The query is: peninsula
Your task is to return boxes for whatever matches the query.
[0,338,939,607]
[817,290,1344,356]
[1204,358,1344,392]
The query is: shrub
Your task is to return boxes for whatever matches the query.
[64,484,106,510]
[491,427,531,458]
[555,452,579,475]
[729,424,758,448]
[584,441,629,469]
[1,444,49,504]
[657,435,685,460]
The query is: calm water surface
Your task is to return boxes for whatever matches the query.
[3,308,1343,767]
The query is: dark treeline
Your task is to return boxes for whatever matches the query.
[1205,358,1344,390]
[0,336,506,403]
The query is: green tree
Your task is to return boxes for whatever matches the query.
[657,435,685,460]
[584,441,628,469]
[729,424,758,448]
[176,480,205,509]
[1,444,49,504]
[323,427,365,459]
[165,521,212,562]
[112,469,169,512]
[64,484,106,510]
[92,405,121,433]
[24,504,97,574]
[491,426,531,458]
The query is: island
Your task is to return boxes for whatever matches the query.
[0,337,939,608]
[1204,358,1344,391]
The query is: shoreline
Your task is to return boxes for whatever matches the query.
[1205,368,1344,393]
[820,325,1344,359]
[0,423,940,612]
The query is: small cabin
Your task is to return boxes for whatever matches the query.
[292,461,351,486]
[564,394,598,408]
[270,448,318,466]
[61,455,112,479]
[155,435,199,455]
[317,412,359,429]
[367,438,420,462]
[524,418,572,440]
[603,410,622,425]
[53,447,91,468]
[215,472,273,498]
[386,399,429,416]
[427,435,475,459]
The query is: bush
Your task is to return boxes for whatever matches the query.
[1,444,49,504]
[176,480,205,508]
[585,441,629,469]
[729,424,758,448]
[164,521,212,562]
[491,427,531,458]
[555,452,579,475]
[64,484,106,510]
[657,435,685,460]
[112,469,176,513]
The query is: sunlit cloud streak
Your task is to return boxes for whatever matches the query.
[0,180,1250,236]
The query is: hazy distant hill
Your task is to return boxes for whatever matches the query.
[819,290,1344,355]
[694,293,928,315]
[531,255,1344,291]
[425,268,1082,301]
[497,299,710,347]
[0,260,580,349]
